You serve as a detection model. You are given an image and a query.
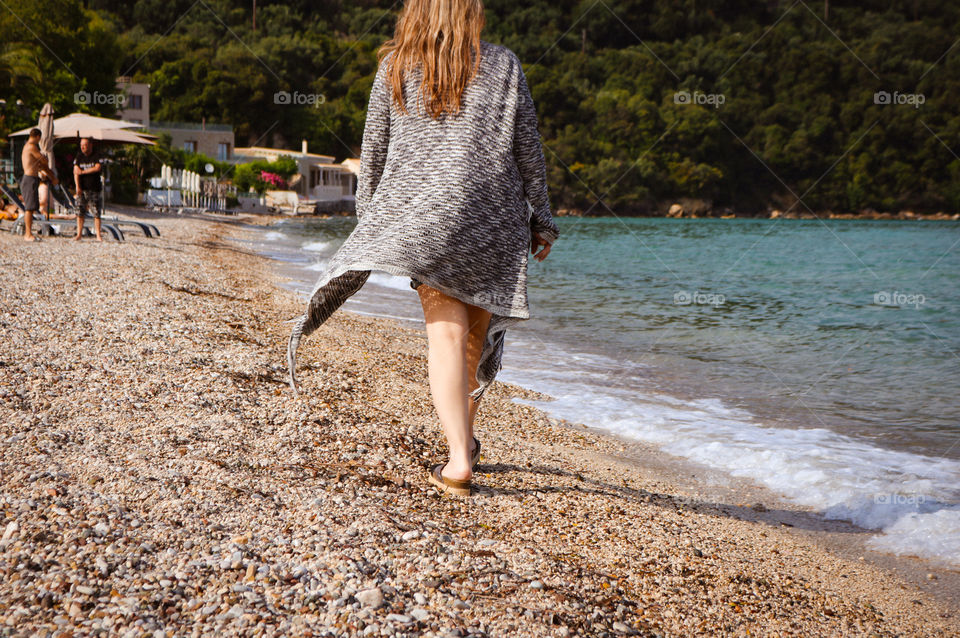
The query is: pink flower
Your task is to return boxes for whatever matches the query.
[260,171,288,190]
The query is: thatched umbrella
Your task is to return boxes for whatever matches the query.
[38,103,57,179]
[36,103,59,218]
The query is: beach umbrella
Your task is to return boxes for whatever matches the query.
[38,103,57,180]
[9,112,155,145]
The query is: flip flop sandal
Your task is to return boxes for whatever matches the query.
[471,437,481,468]
[427,464,472,497]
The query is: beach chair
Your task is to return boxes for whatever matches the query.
[0,184,54,237]
[58,186,159,238]
[1,183,124,240]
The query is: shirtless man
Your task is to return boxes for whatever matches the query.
[20,128,58,242]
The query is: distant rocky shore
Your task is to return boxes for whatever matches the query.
[556,200,960,221]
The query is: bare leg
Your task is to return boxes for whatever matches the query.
[75,213,84,240]
[465,303,492,431]
[38,183,49,219]
[23,211,37,241]
[418,284,490,482]
[94,217,102,242]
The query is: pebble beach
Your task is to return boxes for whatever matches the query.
[1,212,957,637]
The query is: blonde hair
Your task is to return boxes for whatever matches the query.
[378,0,485,119]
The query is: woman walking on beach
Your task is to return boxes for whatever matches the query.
[288,0,559,496]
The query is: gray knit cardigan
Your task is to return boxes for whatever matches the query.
[288,40,560,400]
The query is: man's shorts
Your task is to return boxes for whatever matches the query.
[77,190,102,219]
[20,175,40,211]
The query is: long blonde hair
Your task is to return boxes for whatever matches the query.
[378,0,485,119]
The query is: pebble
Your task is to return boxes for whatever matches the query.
[356,587,384,609]
[0,521,18,544]
[613,621,635,634]
[410,608,430,621]
[401,530,421,542]
[530,580,544,590]
[414,593,428,605]
[386,613,413,624]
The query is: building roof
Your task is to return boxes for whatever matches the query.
[234,146,335,162]
[150,121,233,133]
[340,158,361,175]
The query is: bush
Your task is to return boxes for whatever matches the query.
[233,156,298,194]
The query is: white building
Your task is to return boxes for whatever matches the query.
[115,77,234,160]
[116,78,150,126]
[233,141,358,202]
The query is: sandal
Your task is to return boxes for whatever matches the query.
[427,464,472,497]
[471,436,481,468]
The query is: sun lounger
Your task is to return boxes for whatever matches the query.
[56,187,160,238]
[11,215,124,241]
[1,185,54,236]
[3,185,125,240]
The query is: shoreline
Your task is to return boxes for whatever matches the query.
[247,215,960,607]
[298,210,960,222]
[1,209,957,636]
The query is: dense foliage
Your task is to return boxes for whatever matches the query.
[2,0,958,214]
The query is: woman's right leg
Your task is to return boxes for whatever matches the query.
[465,303,492,427]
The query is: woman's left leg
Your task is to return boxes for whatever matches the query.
[418,284,474,482]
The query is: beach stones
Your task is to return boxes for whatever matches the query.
[355,587,384,609]
[0,217,951,638]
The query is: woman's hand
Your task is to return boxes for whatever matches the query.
[531,232,552,261]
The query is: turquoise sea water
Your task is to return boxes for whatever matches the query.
[248,216,960,566]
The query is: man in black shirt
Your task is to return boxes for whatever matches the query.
[73,138,103,241]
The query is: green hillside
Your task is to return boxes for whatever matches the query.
[2,0,958,214]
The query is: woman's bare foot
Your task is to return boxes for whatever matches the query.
[23,235,38,242]
[73,235,82,241]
